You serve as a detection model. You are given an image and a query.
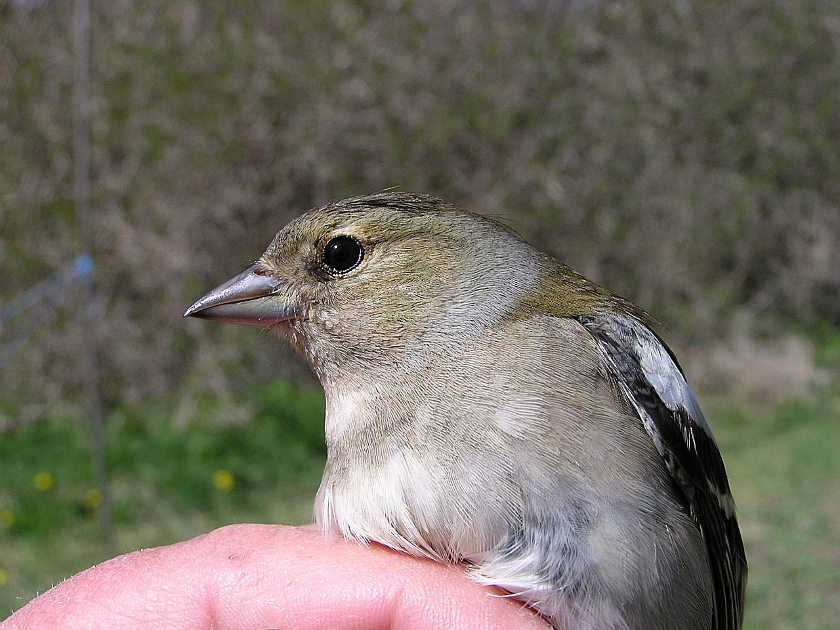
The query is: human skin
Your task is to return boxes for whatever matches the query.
[1,524,549,630]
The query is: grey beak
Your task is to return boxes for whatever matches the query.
[183,265,298,328]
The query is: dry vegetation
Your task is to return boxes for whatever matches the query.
[1,0,839,424]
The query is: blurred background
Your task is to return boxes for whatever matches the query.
[1,0,839,626]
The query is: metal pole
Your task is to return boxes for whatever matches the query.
[73,0,115,559]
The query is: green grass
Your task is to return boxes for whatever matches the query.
[1,381,839,627]
[712,395,840,630]
[0,380,326,617]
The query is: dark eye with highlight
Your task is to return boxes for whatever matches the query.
[322,236,364,274]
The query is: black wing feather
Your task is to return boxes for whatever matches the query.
[576,313,747,630]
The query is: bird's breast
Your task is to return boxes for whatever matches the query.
[318,374,521,558]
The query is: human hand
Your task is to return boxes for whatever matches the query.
[1,524,549,630]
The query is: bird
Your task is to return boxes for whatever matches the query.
[184,191,747,630]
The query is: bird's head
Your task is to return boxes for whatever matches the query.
[185,191,642,385]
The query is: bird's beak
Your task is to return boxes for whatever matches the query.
[183,265,298,328]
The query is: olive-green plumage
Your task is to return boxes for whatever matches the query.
[186,192,747,630]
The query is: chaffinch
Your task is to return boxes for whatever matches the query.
[185,192,747,630]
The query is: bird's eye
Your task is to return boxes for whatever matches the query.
[322,235,364,274]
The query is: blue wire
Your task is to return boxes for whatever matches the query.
[0,254,95,370]
[0,255,94,325]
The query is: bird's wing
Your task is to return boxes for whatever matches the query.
[575,313,747,630]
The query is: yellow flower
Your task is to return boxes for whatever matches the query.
[83,489,103,510]
[213,469,235,493]
[0,510,14,528]
[33,471,54,492]
[0,568,8,588]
